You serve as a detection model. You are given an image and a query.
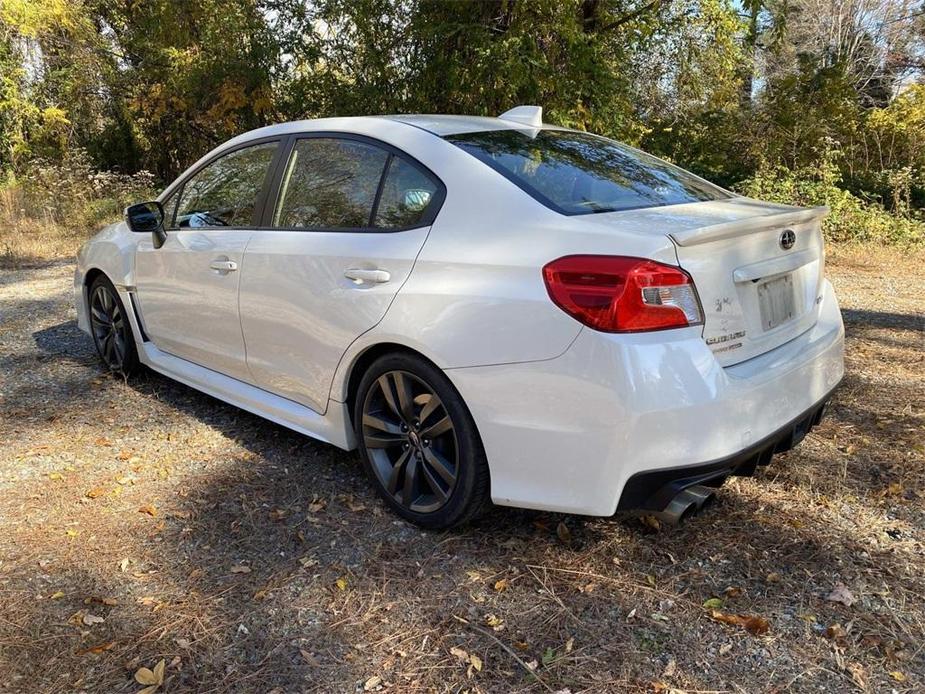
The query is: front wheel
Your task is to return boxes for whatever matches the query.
[88,275,139,376]
[354,353,490,529]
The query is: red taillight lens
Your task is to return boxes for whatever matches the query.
[542,255,703,332]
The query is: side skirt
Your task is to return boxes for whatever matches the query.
[138,341,356,451]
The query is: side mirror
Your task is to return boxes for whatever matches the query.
[126,201,167,248]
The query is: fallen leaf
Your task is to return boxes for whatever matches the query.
[449,646,469,662]
[230,565,251,574]
[469,653,483,671]
[556,522,572,544]
[119,558,130,572]
[308,498,326,513]
[640,514,661,531]
[82,612,104,626]
[176,638,192,649]
[889,670,907,682]
[86,487,106,499]
[845,662,866,689]
[494,578,510,592]
[94,437,113,447]
[299,556,318,568]
[825,623,847,642]
[50,591,65,600]
[47,472,64,481]
[718,643,732,656]
[335,576,348,591]
[766,572,781,583]
[525,659,539,671]
[134,658,166,693]
[138,505,157,517]
[724,586,743,598]
[565,637,574,653]
[708,610,770,635]
[363,675,381,691]
[77,640,116,655]
[542,647,556,666]
[826,583,855,607]
[703,597,724,609]
[299,648,319,666]
[485,614,504,631]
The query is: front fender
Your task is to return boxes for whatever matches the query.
[75,221,140,333]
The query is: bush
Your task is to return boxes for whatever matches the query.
[737,145,924,247]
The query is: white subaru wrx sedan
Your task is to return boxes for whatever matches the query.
[75,106,845,528]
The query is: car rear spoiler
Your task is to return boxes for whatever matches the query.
[669,205,829,247]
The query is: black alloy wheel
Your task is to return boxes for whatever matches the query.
[355,354,489,528]
[88,276,139,375]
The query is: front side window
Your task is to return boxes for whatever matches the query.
[175,142,278,228]
[445,129,730,215]
[274,138,388,229]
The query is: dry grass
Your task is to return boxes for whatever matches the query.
[0,245,922,693]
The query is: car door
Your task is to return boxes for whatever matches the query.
[134,139,281,382]
[238,134,445,413]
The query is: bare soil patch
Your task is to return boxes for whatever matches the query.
[0,246,922,693]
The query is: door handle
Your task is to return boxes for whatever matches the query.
[344,268,390,284]
[209,259,238,273]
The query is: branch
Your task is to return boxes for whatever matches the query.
[595,0,664,33]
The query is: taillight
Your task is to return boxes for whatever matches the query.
[542,255,703,333]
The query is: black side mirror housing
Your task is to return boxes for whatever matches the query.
[125,201,167,248]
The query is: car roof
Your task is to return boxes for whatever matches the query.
[380,114,550,136]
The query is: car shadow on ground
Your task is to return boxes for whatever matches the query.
[5,314,921,691]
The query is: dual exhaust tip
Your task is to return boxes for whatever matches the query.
[654,484,717,525]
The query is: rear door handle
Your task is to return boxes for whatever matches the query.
[209,260,238,273]
[344,268,390,284]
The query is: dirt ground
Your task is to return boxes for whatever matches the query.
[0,246,922,693]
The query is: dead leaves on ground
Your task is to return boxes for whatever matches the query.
[134,658,165,694]
[449,646,483,678]
[707,610,770,635]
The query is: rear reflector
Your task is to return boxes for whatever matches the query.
[542,255,703,332]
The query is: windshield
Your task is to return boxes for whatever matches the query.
[445,129,731,215]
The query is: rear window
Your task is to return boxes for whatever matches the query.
[445,129,730,215]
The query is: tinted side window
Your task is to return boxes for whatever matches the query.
[374,156,439,229]
[161,192,179,229]
[274,138,388,229]
[175,142,278,228]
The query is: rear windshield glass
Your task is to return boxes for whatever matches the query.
[445,129,731,215]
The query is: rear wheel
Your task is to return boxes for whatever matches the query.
[354,353,490,529]
[88,275,139,376]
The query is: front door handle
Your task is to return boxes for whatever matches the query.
[209,259,238,274]
[344,268,390,284]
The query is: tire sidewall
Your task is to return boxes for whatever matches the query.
[354,353,487,529]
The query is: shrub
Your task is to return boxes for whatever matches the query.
[737,144,924,247]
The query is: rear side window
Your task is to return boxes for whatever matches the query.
[445,129,730,215]
[175,142,278,228]
[273,138,388,229]
[374,156,440,229]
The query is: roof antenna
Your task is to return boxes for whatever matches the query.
[498,105,543,128]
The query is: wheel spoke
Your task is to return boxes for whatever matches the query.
[392,372,415,422]
[103,333,116,364]
[386,448,411,495]
[91,306,109,324]
[402,456,419,507]
[419,460,449,502]
[422,415,452,439]
[377,374,402,420]
[364,432,404,449]
[113,333,125,363]
[363,413,403,435]
[417,394,442,425]
[422,447,456,486]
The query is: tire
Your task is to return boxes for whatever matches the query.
[354,353,490,529]
[88,275,140,376]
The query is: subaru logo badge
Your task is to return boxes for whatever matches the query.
[779,229,796,250]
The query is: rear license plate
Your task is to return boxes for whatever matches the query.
[757,274,795,331]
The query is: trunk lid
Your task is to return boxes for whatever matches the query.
[669,198,827,366]
[577,197,828,366]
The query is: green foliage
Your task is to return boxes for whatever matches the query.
[738,143,925,246]
[0,0,923,247]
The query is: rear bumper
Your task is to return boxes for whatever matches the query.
[617,389,833,511]
[447,279,845,516]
